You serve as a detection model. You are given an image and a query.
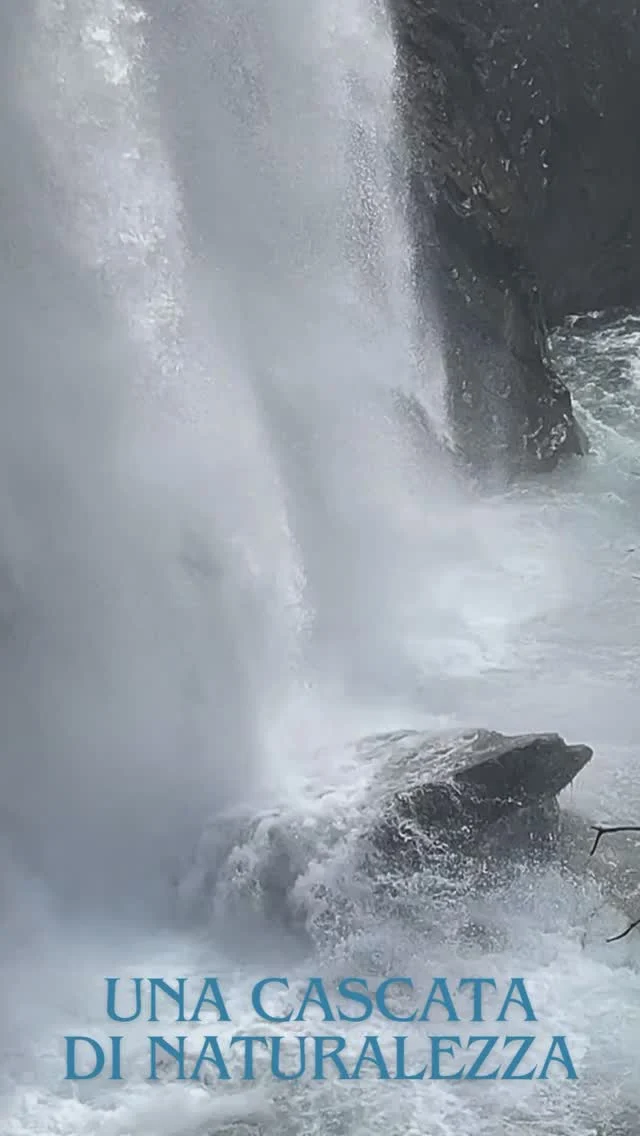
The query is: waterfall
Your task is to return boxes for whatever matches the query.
[5,2,640,1134]
[0,0,461,913]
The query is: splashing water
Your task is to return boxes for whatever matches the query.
[3,1,640,1134]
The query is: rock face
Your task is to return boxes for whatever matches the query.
[366,728,592,860]
[389,0,640,472]
[178,727,592,941]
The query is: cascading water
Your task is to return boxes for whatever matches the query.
[3,1,640,1134]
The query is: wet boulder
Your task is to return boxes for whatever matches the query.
[178,727,592,943]
[368,727,592,856]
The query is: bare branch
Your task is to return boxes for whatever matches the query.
[589,826,640,942]
[589,825,640,856]
[607,918,640,944]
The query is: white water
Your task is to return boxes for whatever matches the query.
[2,1,640,1134]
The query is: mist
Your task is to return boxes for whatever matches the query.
[0,0,279,918]
[0,0,578,925]
[0,0,458,923]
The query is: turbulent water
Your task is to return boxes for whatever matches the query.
[2,1,640,1134]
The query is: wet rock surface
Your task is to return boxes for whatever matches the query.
[390,0,640,471]
[179,727,592,940]
[367,727,591,863]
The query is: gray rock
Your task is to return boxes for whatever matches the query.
[178,727,592,941]
[364,727,592,861]
[388,0,640,472]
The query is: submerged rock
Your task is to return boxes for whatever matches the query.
[178,727,592,942]
[388,0,640,472]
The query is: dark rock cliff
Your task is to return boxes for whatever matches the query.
[390,0,640,472]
